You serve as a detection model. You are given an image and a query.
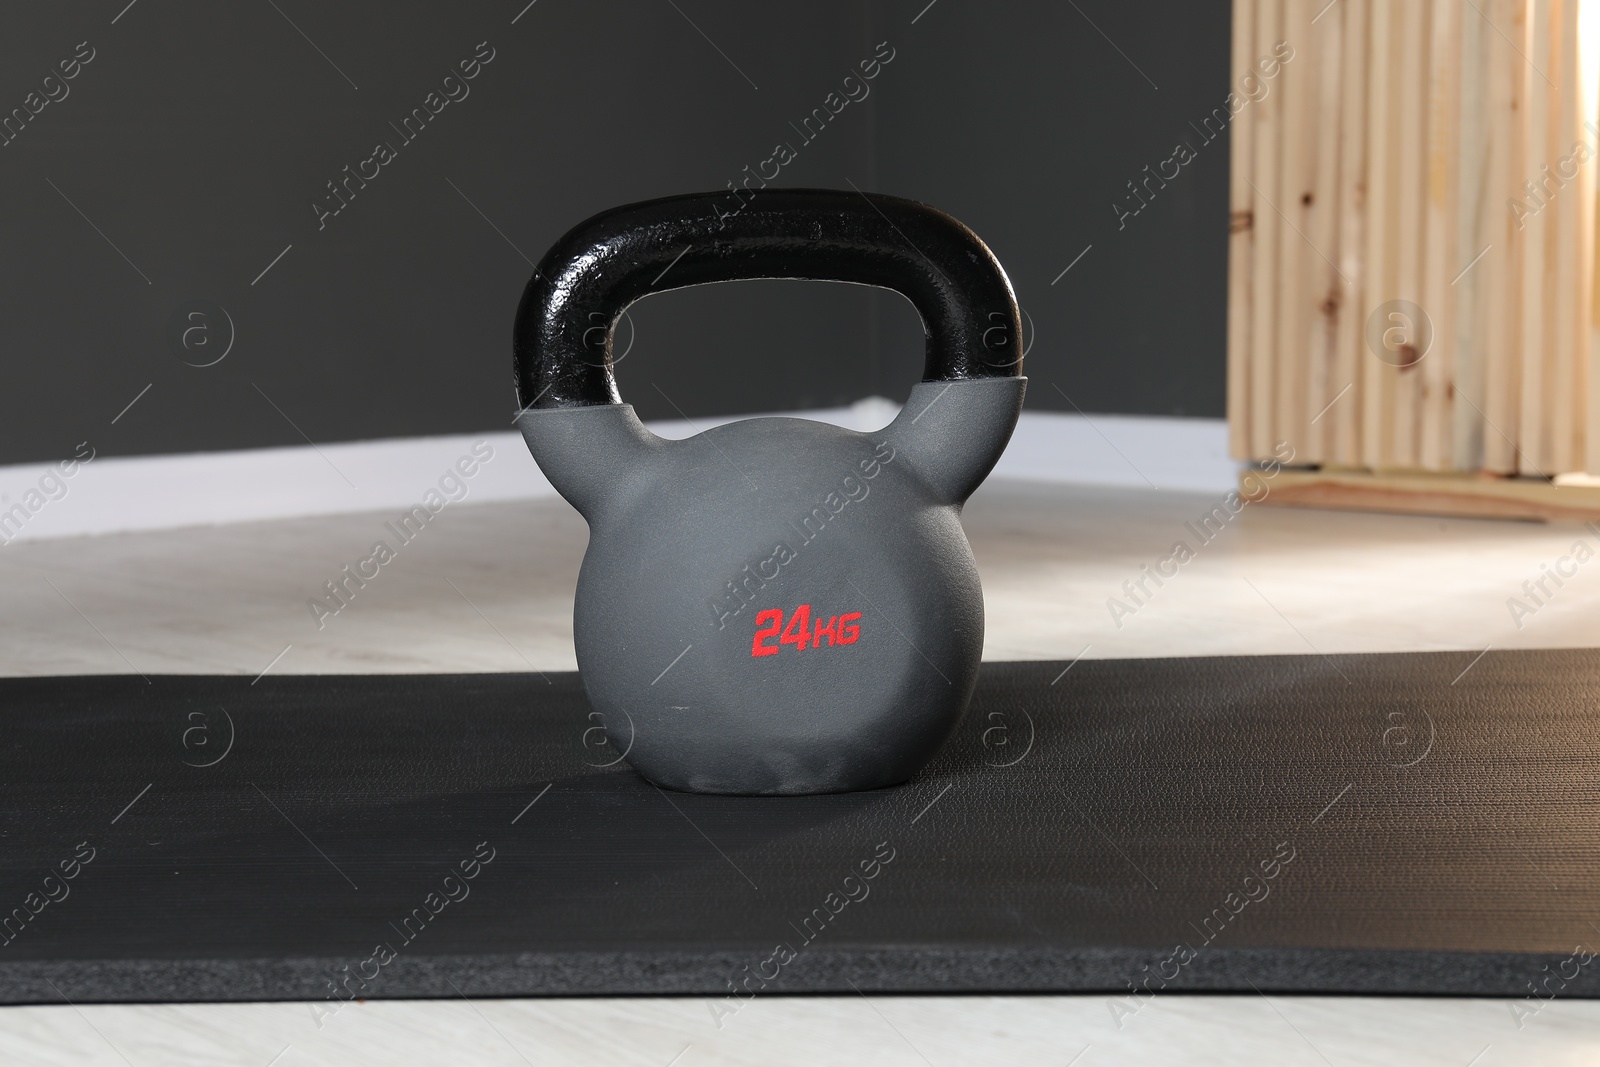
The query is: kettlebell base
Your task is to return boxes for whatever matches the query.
[600,682,976,797]
[629,766,920,798]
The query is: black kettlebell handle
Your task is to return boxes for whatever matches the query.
[513,189,1023,410]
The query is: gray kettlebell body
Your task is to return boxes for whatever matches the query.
[513,190,1026,795]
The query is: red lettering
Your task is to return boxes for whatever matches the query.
[751,605,861,657]
[780,604,812,651]
[751,609,782,656]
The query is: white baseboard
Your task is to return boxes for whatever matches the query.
[0,399,1234,544]
[994,408,1234,494]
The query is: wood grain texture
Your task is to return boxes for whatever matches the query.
[1226,0,1600,481]
[1421,0,1460,470]
[1454,1,1490,471]
[1251,0,1286,458]
[1481,0,1528,473]
[1550,0,1590,472]
[1362,0,1400,466]
[1589,0,1600,476]
[1228,0,1257,460]
[1332,0,1371,465]
[1276,0,1315,459]
[1390,0,1430,468]
[1519,0,1554,474]
[1305,0,1345,463]
[1255,464,1600,520]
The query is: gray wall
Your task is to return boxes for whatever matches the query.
[0,0,1229,466]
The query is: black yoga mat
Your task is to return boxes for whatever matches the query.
[4,651,1600,1006]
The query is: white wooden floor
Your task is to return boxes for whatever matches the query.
[4,479,1600,1065]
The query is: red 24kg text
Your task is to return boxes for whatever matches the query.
[751,605,862,657]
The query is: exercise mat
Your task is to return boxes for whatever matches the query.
[3,650,1600,1005]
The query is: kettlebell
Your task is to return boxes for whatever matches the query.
[514,189,1025,795]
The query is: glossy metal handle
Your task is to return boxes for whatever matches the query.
[512,188,1023,409]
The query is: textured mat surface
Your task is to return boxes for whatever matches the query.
[3,651,1600,1005]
